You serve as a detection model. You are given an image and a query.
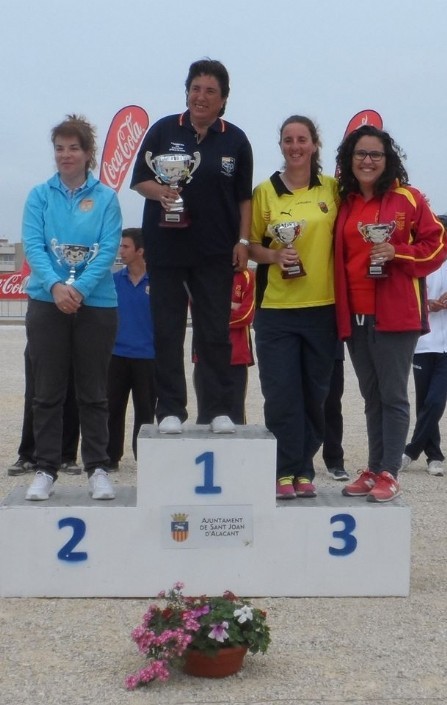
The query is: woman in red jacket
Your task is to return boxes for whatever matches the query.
[334,125,446,502]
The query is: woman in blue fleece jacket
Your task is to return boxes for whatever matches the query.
[22,114,122,502]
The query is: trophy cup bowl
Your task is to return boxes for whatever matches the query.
[268,221,307,279]
[51,240,99,285]
[145,151,201,228]
[358,221,396,278]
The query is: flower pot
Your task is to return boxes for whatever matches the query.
[183,646,248,678]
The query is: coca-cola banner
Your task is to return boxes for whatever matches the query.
[99,105,149,191]
[0,271,29,299]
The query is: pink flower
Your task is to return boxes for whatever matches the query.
[208,621,229,643]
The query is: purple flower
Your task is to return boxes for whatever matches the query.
[208,621,229,643]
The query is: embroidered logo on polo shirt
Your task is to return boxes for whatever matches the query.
[221,156,235,176]
[169,142,186,153]
[79,199,94,212]
[318,201,329,213]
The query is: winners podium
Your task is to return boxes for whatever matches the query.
[0,425,411,597]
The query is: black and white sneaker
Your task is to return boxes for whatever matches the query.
[7,458,37,476]
[327,467,350,481]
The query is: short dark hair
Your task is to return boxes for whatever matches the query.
[279,115,322,183]
[122,227,144,250]
[185,58,230,116]
[336,125,409,200]
[51,114,97,172]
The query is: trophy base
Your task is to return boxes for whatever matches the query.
[282,264,306,279]
[159,210,191,229]
[367,264,388,278]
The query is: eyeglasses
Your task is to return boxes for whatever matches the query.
[353,150,385,162]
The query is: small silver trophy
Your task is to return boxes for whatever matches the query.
[268,221,307,279]
[145,152,201,228]
[51,240,99,285]
[358,222,396,278]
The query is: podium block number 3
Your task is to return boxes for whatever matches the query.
[57,517,88,562]
[329,513,357,556]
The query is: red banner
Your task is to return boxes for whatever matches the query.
[0,270,29,300]
[342,109,383,140]
[99,105,149,191]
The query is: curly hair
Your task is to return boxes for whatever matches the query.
[336,125,408,200]
[279,115,322,183]
[185,58,229,116]
[51,114,97,172]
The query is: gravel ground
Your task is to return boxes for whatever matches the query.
[1,324,446,705]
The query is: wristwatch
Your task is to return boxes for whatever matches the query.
[238,238,250,246]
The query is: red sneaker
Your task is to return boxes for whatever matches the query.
[342,469,377,497]
[276,476,296,499]
[367,471,400,503]
[293,477,317,498]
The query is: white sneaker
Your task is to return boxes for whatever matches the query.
[427,460,444,477]
[88,468,115,500]
[26,471,54,501]
[400,453,412,471]
[210,415,235,434]
[158,416,182,434]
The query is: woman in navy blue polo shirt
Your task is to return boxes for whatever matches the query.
[131,59,253,434]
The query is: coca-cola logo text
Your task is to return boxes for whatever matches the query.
[99,106,149,192]
[0,273,29,299]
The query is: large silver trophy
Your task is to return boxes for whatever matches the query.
[268,221,307,279]
[358,221,396,278]
[145,152,201,228]
[51,239,99,285]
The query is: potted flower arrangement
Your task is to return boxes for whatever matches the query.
[125,581,270,689]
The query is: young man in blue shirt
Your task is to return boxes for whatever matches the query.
[107,228,156,469]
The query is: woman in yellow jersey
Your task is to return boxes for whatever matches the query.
[334,125,446,503]
[250,115,339,499]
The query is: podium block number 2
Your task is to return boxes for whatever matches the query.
[329,513,357,556]
[57,517,88,562]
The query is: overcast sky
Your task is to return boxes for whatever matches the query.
[1,0,446,242]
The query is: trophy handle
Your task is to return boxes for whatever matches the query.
[184,151,201,183]
[357,222,366,238]
[50,238,63,263]
[87,243,99,265]
[145,151,163,184]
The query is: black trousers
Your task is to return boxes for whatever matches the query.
[322,358,344,468]
[194,362,249,424]
[26,300,117,477]
[17,344,80,463]
[150,259,234,423]
[107,355,156,462]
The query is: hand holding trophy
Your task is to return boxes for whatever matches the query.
[145,152,201,228]
[268,221,307,279]
[358,221,396,278]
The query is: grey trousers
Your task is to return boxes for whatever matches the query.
[347,315,419,476]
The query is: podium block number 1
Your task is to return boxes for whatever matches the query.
[195,452,222,495]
